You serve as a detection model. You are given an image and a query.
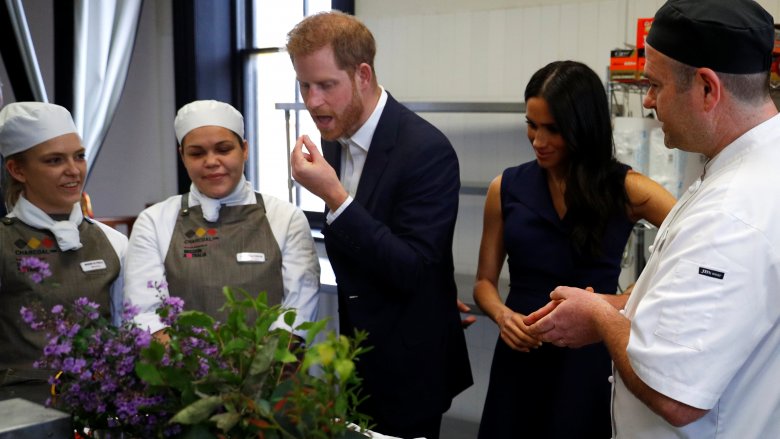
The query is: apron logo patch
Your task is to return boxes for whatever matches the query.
[14,236,58,255]
[182,228,220,259]
[185,227,218,238]
[183,248,208,259]
[699,267,724,280]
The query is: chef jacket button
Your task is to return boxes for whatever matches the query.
[608,375,614,384]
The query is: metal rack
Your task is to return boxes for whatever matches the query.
[275,101,527,202]
[607,79,656,281]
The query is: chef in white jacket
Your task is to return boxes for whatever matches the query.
[124,100,319,335]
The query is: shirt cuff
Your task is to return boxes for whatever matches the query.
[133,313,166,334]
[326,196,353,224]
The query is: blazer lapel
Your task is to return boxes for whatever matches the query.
[354,94,401,206]
[322,139,341,173]
[321,139,342,216]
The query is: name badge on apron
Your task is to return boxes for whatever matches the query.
[80,259,107,272]
[236,252,266,263]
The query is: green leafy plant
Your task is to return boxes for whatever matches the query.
[22,276,372,438]
[135,287,373,438]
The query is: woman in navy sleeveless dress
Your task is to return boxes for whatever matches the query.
[475,61,676,438]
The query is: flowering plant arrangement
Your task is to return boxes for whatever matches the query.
[22,282,372,438]
[21,298,172,437]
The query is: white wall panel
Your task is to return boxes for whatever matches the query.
[520,6,544,87]
[483,10,508,99]
[596,1,622,78]
[502,8,526,101]
[575,3,600,67]
[449,12,474,99]
[559,3,582,61]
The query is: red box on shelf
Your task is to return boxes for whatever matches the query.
[609,18,653,82]
[610,49,640,80]
[637,18,653,51]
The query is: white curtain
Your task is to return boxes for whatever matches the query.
[72,0,143,179]
[4,0,47,102]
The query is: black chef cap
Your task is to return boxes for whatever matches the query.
[646,0,775,74]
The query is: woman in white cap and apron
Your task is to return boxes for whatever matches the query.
[0,102,127,404]
[124,100,319,337]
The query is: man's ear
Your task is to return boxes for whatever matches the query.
[356,62,373,89]
[697,68,721,111]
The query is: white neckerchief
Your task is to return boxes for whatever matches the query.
[10,195,84,251]
[188,176,255,222]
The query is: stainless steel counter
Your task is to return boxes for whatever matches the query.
[0,398,71,438]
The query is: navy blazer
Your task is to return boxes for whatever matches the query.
[322,93,473,429]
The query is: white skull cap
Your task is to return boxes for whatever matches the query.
[0,102,79,158]
[174,100,244,144]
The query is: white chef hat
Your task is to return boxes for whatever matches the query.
[174,100,244,144]
[0,102,79,159]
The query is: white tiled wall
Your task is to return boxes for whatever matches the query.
[355,0,780,427]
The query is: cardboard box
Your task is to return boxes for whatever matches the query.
[636,18,653,52]
[610,49,640,80]
[610,19,653,81]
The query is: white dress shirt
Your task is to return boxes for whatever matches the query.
[326,87,388,224]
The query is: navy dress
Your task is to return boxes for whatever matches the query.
[478,161,634,439]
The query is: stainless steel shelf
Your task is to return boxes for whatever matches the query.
[276,100,526,202]
[275,101,526,113]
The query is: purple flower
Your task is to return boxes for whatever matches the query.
[62,357,87,374]
[134,331,152,349]
[19,257,52,283]
[159,296,185,326]
[51,304,63,314]
[195,356,210,378]
[20,307,36,325]
[122,303,140,321]
[162,296,184,311]
[147,279,169,293]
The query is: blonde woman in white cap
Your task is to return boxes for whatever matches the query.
[0,102,127,404]
[124,100,319,338]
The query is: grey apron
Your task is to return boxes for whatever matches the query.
[0,217,118,403]
[163,193,283,321]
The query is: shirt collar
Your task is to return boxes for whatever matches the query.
[339,86,387,152]
[704,113,780,179]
